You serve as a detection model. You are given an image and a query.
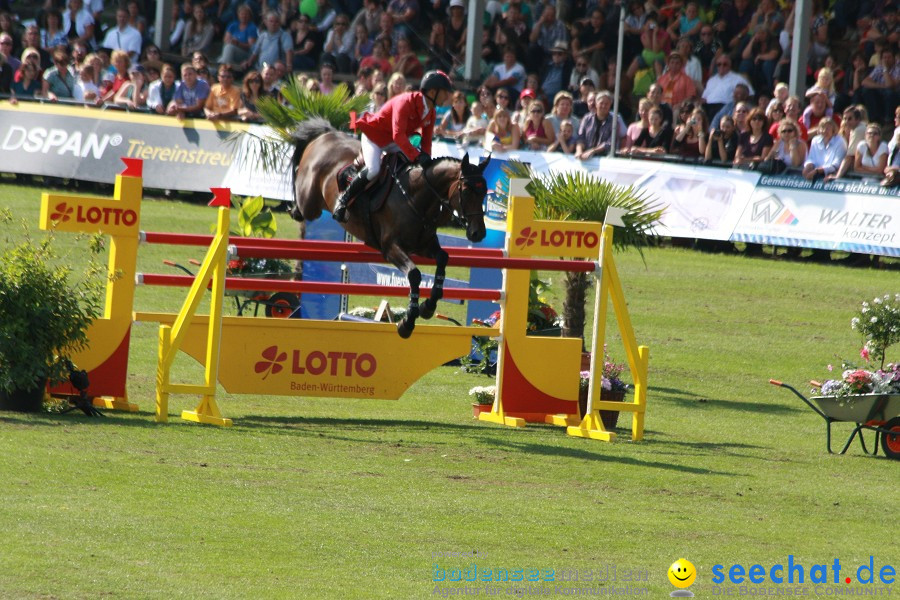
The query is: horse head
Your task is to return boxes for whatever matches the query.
[456,153,490,243]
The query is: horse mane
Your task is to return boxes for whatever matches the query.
[290,117,338,173]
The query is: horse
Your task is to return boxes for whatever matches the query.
[288,117,491,338]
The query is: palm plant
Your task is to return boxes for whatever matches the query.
[230,78,370,175]
[504,162,664,342]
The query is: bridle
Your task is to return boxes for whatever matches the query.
[416,158,486,227]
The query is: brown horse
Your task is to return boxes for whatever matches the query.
[289,117,490,338]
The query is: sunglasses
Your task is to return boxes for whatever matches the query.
[496,94,509,99]
[751,115,764,120]
[717,62,728,66]
[780,128,795,133]
[530,109,543,113]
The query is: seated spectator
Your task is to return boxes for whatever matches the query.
[670,37,703,92]
[101,50,131,103]
[42,48,75,101]
[576,90,627,159]
[390,36,423,80]
[627,106,673,155]
[548,119,578,153]
[782,95,809,143]
[312,0,338,34]
[244,11,293,73]
[485,45,526,95]
[571,9,613,73]
[352,0,383,43]
[838,105,867,155]
[484,107,521,152]
[113,64,149,109]
[0,33,18,74]
[693,24,721,78]
[387,0,419,41]
[547,91,580,137]
[353,23,373,67]
[10,61,40,103]
[707,74,752,129]
[625,13,670,83]
[738,26,780,94]
[805,67,837,109]
[204,65,242,121]
[568,55,600,97]
[436,90,470,139]
[527,4,568,72]
[425,21,453,73]
[765,100,785,135]
[573,79,595,117]
[646,82,674,127]
[40,9,67,52]
[765,81,788,115]
[671,105,708,158]
[218,5,258,72]
[801,91,837,132]
[734,107,772,167]
[802,118,847,180]
[705,115,739,162]
[828,123,889,181]
[148,63,179,114]
[103,7,143,61]
[386,71,405,98]
[73,63,99,103]
[22,25,51,72]
[63,0,95,52]
[237,69,264,122]
[881,107,900,186]
[666,2,702,43]
[462,100,489,144]
[359,38,392,76]
[126,1,149,44]
[539,41,573,102]
[857,47,900,125]
[521,98,555,151]
[656,52,697,111]
[181,5,214,59]
[731,101,752,135]
[444,0,467,56]
[167,63,210,120]
[321,13,354,74]
[763,118,807,170]
[512,87,537,128]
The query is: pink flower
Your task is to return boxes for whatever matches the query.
[860,346,870,362]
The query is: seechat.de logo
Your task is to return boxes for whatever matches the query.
[50,202,74,223]
[254,345,377,379]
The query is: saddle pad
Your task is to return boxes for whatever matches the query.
[335,154,406,213]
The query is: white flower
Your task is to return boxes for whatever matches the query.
[871,317,878,323]
[873,297,882,304]
[851,317,860,329]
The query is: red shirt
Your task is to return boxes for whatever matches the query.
[355,91,435,160]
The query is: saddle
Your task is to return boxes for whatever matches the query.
[336,151,411,214]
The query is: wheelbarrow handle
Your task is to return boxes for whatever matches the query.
[769,379,783,386]
[769,379,829,420]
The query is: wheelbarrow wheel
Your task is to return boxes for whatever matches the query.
[265,292,300,319]
[880,417,900,460]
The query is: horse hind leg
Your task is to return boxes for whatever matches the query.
[419,246,448,320]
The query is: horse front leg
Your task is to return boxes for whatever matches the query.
[419,243,448,321]
[385,245,421,339]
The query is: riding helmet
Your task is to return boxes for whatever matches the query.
[420,70,453,93]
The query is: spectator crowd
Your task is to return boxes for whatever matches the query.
[0,0,898,184]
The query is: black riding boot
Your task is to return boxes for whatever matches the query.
[333,168,369,223]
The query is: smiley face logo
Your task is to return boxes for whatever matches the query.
[668,558,697,589]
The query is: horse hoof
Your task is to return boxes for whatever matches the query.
[419,302,435,320]
[397,321,414,338]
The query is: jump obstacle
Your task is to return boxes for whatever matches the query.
[39,160,649,442]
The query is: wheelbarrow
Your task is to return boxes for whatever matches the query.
[162,259,301,319]
[769,380,900,460]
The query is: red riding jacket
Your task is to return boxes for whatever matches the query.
[355,91,435,161]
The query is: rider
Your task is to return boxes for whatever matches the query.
[332,70,454,222]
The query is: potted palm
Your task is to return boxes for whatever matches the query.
[0,212,104,411]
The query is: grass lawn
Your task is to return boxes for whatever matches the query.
[0,179,896,599]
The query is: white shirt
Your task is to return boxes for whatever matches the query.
[147,79,180,111]
[856,140,888,168]
[62,9,94,40]
[102,25,143,58]
[805,134,847,175]
[702,70,754,105]
[490,61,526,93]
[74,79,99,102]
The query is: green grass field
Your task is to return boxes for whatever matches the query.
[0,180,896,599]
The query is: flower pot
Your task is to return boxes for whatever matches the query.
[472,402,494,417]
[0,379,47,413]
[581,352,592,371]
[578,388,626,430]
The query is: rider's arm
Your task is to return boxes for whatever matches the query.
[391,94,427,160]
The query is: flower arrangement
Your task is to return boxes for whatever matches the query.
[851,293,900,369]
[579,347,628,394]
[816,362,900,398]
[469,385,496,405]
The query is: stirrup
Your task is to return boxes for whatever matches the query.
[332,200,348,222]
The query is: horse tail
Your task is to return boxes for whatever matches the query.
[290,117,337,173]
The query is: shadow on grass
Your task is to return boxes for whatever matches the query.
[661,396,802,414]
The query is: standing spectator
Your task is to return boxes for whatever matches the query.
[167,63,210,119]
[763,118,807,170]
[656,51,696,108]
[858,47,900,125]
[10,61,41,103]
[126,1,148,44]
[181,5,215,59]
[100,49,130,103]
[828,123,889,181]
[204,65,242,121]
[476,86,496,120]
[102,7,142,61]
[386,71,405,97]
[512,86,536,128]
[322,13,354,73]
[485,45,526,95]
[783,95,809,143]
[540,41,573,102]
[148,63,179,114]
[838,105,867,155]
[802,118,847,180]
[731,101,752,135]
[40,9,68,52]
[733,107,772,167]
[243,11,293,73]
[624,97,651,148]
[547,118,577,153]
[436,90,470,139]
[645,82,673,126]
[63,0,95,51]
[627,106,673,155]
[218,4,259,71]
[113,64,149,108]
[484,107,521,152]
[42,48,76,101]
[547,90,580,136]
[390,36,422,79]
[573,79,595,117]
[238,69,264,121]
[705,114,739,162]
[881,107,900,186]
[575,90,626,159]
[527,4,568,72]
